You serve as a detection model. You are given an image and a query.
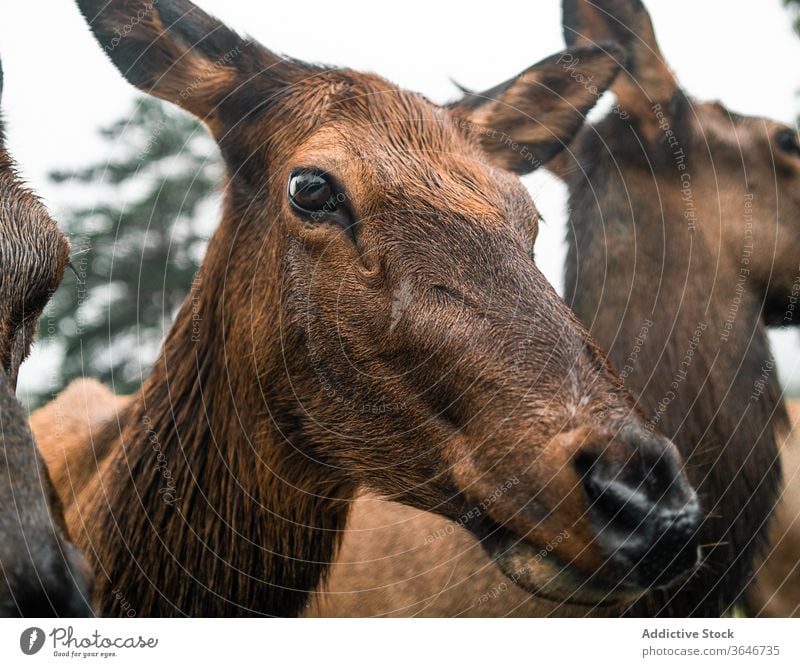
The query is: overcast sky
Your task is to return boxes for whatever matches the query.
[2,0,799,397]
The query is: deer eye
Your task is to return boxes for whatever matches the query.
[289,170,338,214]
[288,169,356,240]
[776,129,800,159]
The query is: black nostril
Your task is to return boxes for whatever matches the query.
[582,468,656,531]
[622,502,703,589]
[577,450,703,589]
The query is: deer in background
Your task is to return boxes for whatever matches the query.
[31,0,706,616]
[0,56,92,616]
[558,0,799,616]
[306,0,800,618]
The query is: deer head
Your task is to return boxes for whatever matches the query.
[75,0,703,609]
[560,0,800,327]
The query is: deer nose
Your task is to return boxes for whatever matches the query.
[576,430,702,589]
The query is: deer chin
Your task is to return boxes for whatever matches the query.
[465,518,642,608]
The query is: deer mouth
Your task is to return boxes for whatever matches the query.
[462,514,649,608]
[447,423,703,607]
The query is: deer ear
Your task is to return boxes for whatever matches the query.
[75,0,299,120]
[0,56,4,106]
[450,44,622,174]
[562,0,678,123]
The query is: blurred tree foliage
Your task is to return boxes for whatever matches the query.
[38,97,220,403]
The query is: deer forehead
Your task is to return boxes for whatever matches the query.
[697,101,782,150]
[286,118,534,227]
[228,70,536,228]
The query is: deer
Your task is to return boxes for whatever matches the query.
[557,0,800,617]
[0,56,92,616]
[304,0,800,618]
[31,0,706,617]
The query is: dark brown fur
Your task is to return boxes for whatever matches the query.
[36,0,704,616]
[559,0,798,616]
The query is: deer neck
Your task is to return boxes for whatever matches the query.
[92,237,353,617]
[565,119,784,434]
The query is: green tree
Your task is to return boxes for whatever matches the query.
[40,97,220,402]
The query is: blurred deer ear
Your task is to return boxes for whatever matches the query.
[450,44,622,174]
[562,0,679,125]
[75,0,306,120]
[0,56,4,106]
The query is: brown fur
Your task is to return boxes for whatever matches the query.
[35,0,704,616]
[0,58,92,616]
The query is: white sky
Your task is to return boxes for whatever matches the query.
[2,0,799,397]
